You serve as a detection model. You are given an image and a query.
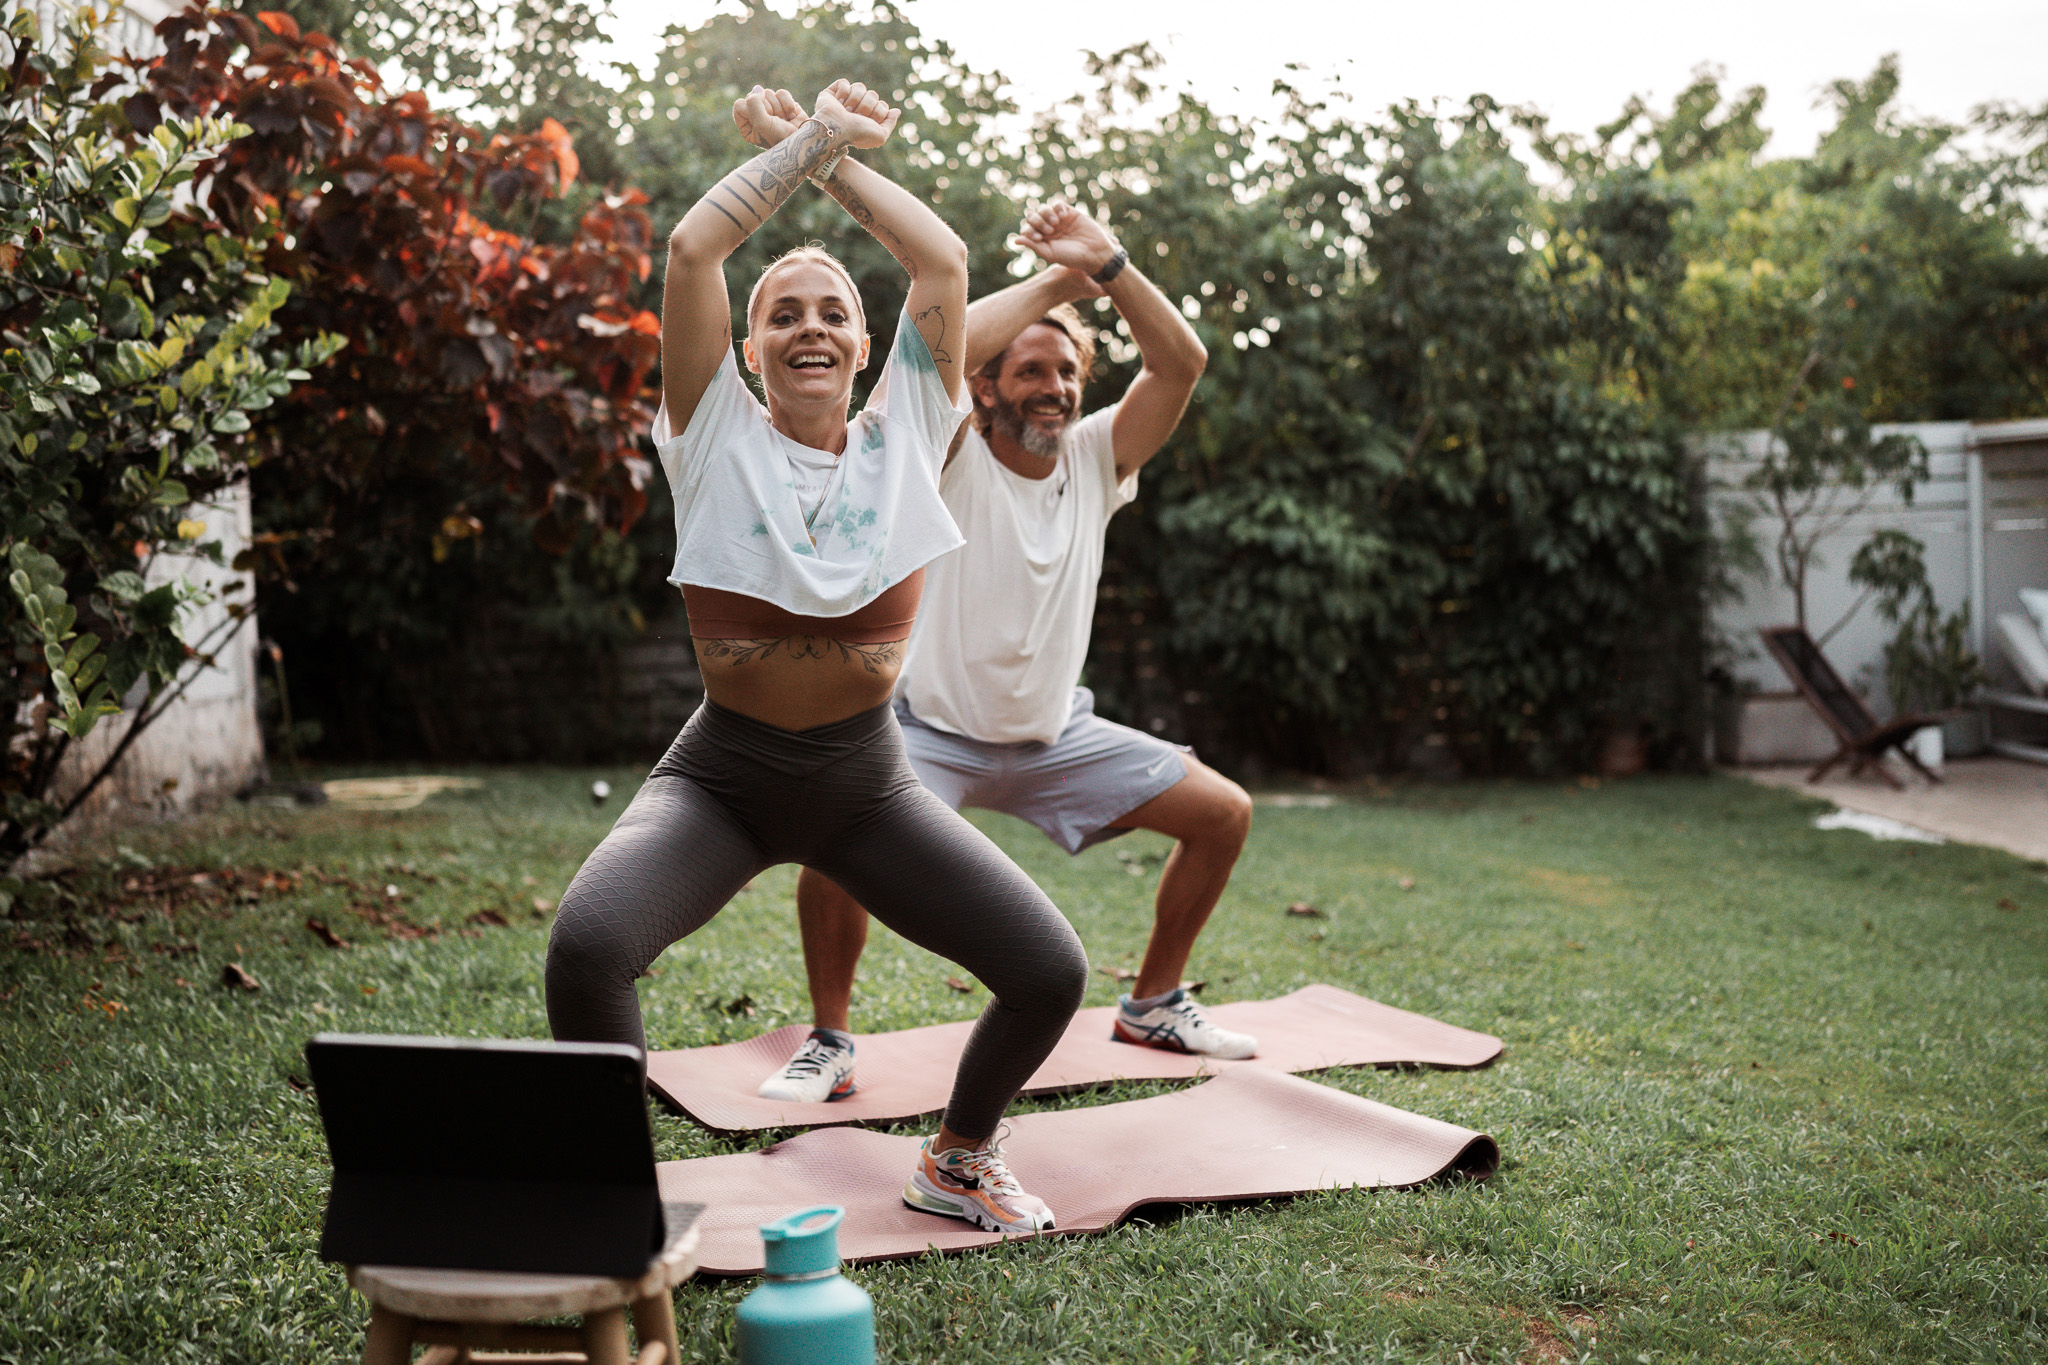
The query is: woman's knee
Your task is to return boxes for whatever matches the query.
[544,887,645,999]
[999,912,1088,1016]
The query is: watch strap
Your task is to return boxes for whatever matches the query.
[808,146,848,187]
[1091,246,1130,284]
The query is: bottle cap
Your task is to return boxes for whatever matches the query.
[758,1205,845,1278]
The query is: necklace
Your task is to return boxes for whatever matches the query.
[800,443,845,547]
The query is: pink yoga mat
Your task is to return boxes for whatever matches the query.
[657,1065,1499,1273]
[646,983,1502,1132]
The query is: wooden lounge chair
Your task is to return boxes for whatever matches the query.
[1758,625,1943,790]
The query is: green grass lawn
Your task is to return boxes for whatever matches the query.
[2,769,2045,1363]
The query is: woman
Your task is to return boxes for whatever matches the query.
[544,79,1087,1235]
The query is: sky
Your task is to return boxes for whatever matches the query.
[599,0,2048,158]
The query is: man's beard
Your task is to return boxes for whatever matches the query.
[990,390,1073,459]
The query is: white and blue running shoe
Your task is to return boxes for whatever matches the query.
[1112,988,1257,1059]
[756,1029,857,1103]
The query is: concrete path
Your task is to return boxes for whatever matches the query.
[1736,756,2048,863]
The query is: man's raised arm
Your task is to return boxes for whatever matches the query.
[1013,203,1207,480]
[960,265,1099,375]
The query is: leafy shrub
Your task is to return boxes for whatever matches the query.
[0,2,339,860]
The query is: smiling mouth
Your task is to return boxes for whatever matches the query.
[789,355,838,371]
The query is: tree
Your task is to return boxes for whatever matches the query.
[130,6,664,755]
[1651,60,2048,428]
[255,0,617,124]
[0,1,340,862]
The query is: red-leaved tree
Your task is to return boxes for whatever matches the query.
[114,7,669,755]
[137,5,659,561]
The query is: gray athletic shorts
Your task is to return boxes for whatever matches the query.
[894,687,1190,854]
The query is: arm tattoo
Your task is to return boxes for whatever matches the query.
[824,176,917,277]
[914,304,954,365]
[695,636,903,672]
[738,119,835,206]
[705,197,745,233]
[716,182,763,216]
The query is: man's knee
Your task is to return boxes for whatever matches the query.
[797,866,865,921]
[1194,774,1254,853]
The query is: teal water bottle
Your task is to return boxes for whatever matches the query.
[735,1205,875,1365]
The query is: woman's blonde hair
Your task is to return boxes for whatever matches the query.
[746,244,865,335]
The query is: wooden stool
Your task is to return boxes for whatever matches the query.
[350,1227,699,1365]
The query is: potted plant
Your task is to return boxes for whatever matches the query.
[1883,595,1989,757]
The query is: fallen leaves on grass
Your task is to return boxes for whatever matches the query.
[9,867,309,960]
[304,917,349,949]
[1285,902,1323,918]
[532,896,556,913]
[221,962,261,991]
[1398,876,1416,891]
[1509,1309,1599,1363]
[286,1075,311,1092]
[722,995,755,1017]
[350,902,442,942]
[943,976,976,993]
[1098,965,1139,981]
[467,909,509,928]
[1182,978,1208,994]
[1997,897,2017,912]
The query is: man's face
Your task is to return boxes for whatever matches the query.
[978,323,1083,458]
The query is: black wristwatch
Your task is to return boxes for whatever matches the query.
[1091,247,1129,285]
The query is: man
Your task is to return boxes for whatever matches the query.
[761,201,1257,1104]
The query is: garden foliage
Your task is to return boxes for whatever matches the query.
[133,7,663,753]
[33,1,2048,780]
[0,2,339,860]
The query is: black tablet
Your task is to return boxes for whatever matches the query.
[307,1033,689,1276]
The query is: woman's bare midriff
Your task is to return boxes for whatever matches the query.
[692,635,905,731]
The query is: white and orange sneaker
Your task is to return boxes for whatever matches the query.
[902,1129,1055,1234]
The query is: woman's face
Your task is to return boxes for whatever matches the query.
[744,261,869,413]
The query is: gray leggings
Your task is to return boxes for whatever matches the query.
[545,697,1089,1141]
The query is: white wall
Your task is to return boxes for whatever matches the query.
[1704,420,2048,713]
[45,485,265,841]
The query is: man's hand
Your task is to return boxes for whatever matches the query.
[815,79,899,149]
[1015,202,1121,281]
[732,85,804,149]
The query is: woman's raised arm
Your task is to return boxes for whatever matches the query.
[661,82,900,431]
[734,83,970,403]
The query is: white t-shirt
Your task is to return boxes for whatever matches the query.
[899,405,1136,744]
[650,307,970,617]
